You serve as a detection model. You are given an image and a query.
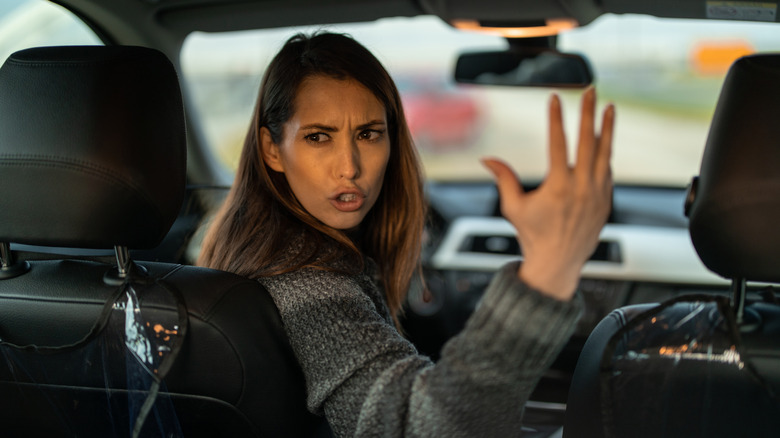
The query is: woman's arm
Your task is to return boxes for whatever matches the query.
[261,260,582,438]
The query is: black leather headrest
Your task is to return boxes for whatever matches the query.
[687,54,780,283]
[0,46,186,250]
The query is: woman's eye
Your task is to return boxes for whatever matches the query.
[358,129,383,141]
[305,133,329,143]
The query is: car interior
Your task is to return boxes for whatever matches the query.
[0,0,779,437]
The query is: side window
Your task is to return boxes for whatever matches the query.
[0,0,102,64]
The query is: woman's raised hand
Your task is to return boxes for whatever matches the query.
[482,87,615,301]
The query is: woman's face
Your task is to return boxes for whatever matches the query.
[262,75,391,230]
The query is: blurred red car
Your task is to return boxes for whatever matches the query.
[398,76,483,152]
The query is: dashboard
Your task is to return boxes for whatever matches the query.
[401,182,731,363]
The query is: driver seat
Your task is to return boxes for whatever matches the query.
[0,45,324,437]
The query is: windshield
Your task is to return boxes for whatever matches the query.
[182,14,780,187]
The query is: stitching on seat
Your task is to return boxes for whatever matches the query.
[0,154,165,218]
[5,59,145,68]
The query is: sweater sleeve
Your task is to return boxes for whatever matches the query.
[260,260,583,437]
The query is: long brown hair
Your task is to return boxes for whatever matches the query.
[197,32,425,325]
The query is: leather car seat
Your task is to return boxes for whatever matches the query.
[0,46,326,437]
[563,54,780,437]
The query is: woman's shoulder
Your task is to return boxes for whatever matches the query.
[258,265,357,295]
[258,260,391,321]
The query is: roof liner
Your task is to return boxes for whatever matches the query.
[56,0,778,44]
[156,0,424,34]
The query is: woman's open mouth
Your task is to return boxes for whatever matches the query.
[330,191,365,212]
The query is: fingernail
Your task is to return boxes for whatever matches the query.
[480,158,498,175]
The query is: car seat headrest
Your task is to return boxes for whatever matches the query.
[0,46,186,250]
[686,54,780,283]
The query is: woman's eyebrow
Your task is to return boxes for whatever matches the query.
[300,123,337,132]
[300,120,386,132]
[357,120,386,130]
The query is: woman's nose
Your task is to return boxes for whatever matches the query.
[336,139,360,180]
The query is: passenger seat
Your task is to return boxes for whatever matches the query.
[0,45,325,437]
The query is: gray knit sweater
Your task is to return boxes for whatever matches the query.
[259,258,583,437]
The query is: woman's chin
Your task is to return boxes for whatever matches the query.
[322,213,365,232]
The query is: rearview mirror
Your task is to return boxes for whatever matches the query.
[455,50,593,88]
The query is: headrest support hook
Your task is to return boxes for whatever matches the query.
[729,277,762,332]
[0,242,30,280]
[103,245,147,286]
[115,245,132,278]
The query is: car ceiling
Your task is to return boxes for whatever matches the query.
[55,0,721,50]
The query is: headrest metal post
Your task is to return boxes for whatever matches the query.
[104,245,145,285]
[0,242,11,269]
[0,242,30,279]
[115,245,131,278]
[731,277,746,325]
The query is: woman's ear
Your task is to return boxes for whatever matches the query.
[260,127,285,173]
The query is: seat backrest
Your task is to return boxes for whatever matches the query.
[563,54,780,438]
[0,45,324,437]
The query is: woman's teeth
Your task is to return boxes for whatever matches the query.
[339,193,357,202]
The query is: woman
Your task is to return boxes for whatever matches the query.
[198,32,614,437]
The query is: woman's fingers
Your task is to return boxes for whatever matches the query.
[481,158,525,212]
[594,103,616,183]
[574,87,598,176]
[548,94,568,179]
[549,88,613,182]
